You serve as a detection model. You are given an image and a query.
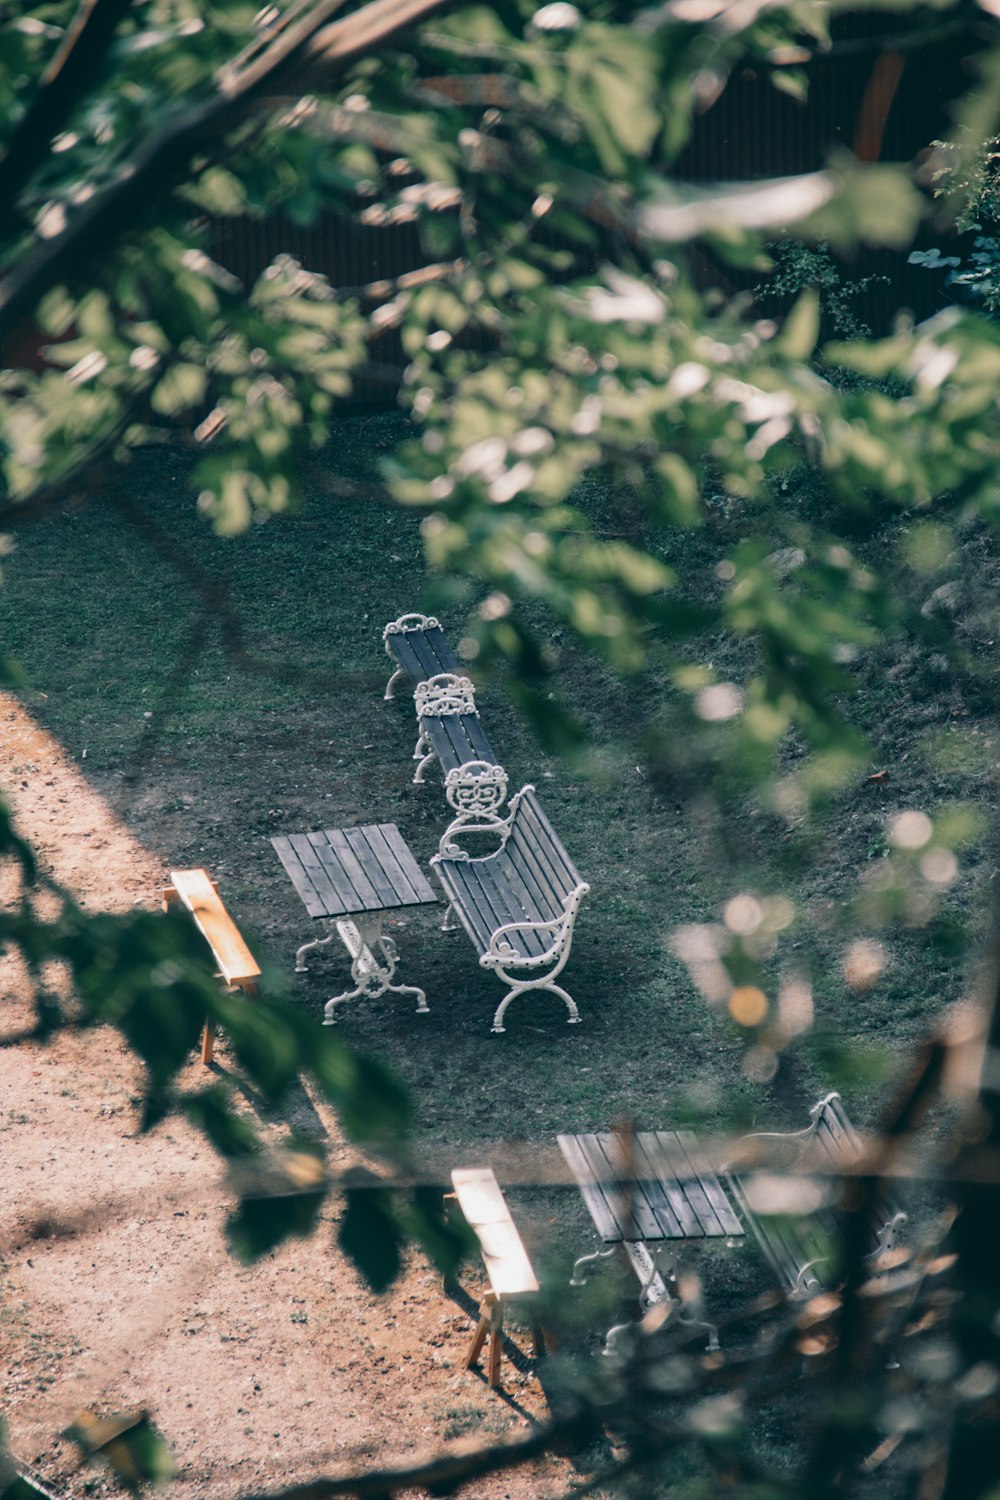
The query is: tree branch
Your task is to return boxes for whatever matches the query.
[0,0,449,343]
[0,0,134,227]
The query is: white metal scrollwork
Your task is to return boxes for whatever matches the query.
[412,673,479,781]
[415,672,476,718]
[382,612,441,700]
[435,761,511,854]
[482,884,590,1034]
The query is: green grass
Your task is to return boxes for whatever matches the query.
[2,417,999,1492]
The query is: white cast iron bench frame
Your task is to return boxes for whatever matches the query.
[430,761,589,1034]
[382,612,461,701]
[724,1092,908,1299]
[411,672,500,786]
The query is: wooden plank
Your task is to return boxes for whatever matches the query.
[385,633,424,681]
[323,828,383,911]
[360,824,419,905]
[520,793,583,889]
[557,1133,624,1242]
[342,825,399,909]
[492,854,557,956]
[593,1133,668,1241]
[424,626,461,676]
[288,831,354,917]
[378,824,436,903]
[463,711,498,763]
[673,1131,744,1237]
[271,835,333,919]
[632,1134,704,1238]
[408,630,454,680]
[169,870,261,985]
[503,839,563,922]
[647,1133,726,1238]
[305,830,366,914]
[574,1133,635,1240]
[474,862,545,959]
[434,860,494,952]
[451,1167,539,1297]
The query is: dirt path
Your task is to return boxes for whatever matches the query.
[1,692,570,1500]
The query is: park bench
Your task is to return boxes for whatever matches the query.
[724,1092,907,1299]
[382,611,460,701]
[448,1166,546,1388]
[410,672,500,786]
[430,762,589,1034]
[162,869,261,1065]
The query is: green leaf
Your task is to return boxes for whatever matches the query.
[338,1179,405,1292]
[150,363,207,417]
[63,1411,173,1493]
[776,289,819,360]
[226,1147,327,1263]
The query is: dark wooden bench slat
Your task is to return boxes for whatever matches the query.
[491,858,563,948]
[438,860,497,952]
[506,810,573,900]
[422,714,492,775]
[406,628,460,680]
[504,831,570,917]
[558,1133,628,1241]
[519,793,583,890]
[473,862,547,959]
[385,633,425,682]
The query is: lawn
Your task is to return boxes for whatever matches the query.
[2,413,998,1494]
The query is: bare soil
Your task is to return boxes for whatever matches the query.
[0,691,575,1500]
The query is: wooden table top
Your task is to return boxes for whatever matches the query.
[271,822,437,920]
[558,1130,744,1242]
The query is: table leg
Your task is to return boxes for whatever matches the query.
[323,912,429,1024]
[295,931,338,973]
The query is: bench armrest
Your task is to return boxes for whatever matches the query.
[480,885,590,971]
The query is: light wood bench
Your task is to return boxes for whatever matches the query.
[431,765,589,1034]
[162,869,261,1065]
[725,1093,907,1298]
[448,1167,545,1388]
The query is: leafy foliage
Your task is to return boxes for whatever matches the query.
[4,0,1000,1496]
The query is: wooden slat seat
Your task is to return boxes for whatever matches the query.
[449,1167,545,1387]
[431,781,589,1034]
[162,869,261,1065]
[382,612,461,700]
[724,1093,907,1298]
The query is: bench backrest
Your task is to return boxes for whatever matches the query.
[501,789,584,921]
[725,1093,906,1296]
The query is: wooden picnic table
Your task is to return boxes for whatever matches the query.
[558,1130,744,1243]
[271,822,438,1023]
